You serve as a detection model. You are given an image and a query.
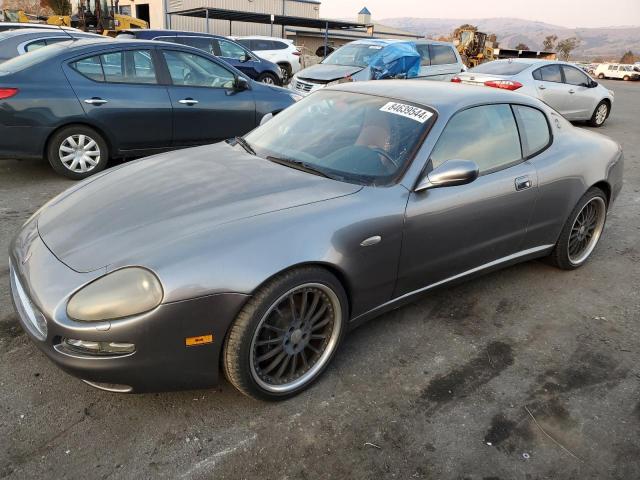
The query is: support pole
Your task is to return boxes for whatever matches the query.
[205,8,209,33]
[323,21,328,58]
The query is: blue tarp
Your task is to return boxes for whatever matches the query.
[368,42,421,80]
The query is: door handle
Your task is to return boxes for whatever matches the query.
[178,98,198,105]
[515,176,532,191]
[84,97,108,105]
[538,84,546,90]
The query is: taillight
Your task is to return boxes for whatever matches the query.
[451,76,462,83]
[483,80,523,91]
[292,51,301,56]
[0,88,19,100]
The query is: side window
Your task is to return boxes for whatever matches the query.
[162,50,235,88]
[24,40,48,52]
[536,64,562,83]
[252,39,272,51]
[429,45,457,65]
[72,55,104,81]
[234,39,251,49]
[512,105,551,157]
[176,36,215,55]
[415,44,431,66]
[218,39,248,60]
[562,66,589,86]
[71,50,157,84]
[430,104,522,174]
[272,41,289,50]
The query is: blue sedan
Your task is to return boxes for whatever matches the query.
[0,39,299,178]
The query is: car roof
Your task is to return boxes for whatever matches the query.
[0,22,77,30]
[331,79,544,117]
[121,29,228,40]
[0,28,99,38]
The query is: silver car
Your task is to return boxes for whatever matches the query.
[453,59,614,127]
[0,28,106,63]
[9,81,624,400]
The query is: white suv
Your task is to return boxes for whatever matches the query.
[594,63,640,81]
[236,36,301,84]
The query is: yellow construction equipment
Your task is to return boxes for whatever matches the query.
[454,28,495,68]
[1,9,32,23]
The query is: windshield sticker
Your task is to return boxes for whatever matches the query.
[379,102,433,123]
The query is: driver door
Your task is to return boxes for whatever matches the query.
[159,48,256,146]
[396,104,538,296]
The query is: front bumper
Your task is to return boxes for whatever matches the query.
[289,77,326,96]
[9,220,248,393]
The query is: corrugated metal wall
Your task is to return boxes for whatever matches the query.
[168,0,320,37]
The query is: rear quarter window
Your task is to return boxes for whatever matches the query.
[512,105,551,157]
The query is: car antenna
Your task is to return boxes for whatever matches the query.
[57,25,76,41]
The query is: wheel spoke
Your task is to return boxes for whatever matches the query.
[77,134,86,147]
[256,336,284,347]
[288,294,297,321]
[299,290,308,321]
[274,354,291,379]
[289,354,298,377]
[261,351,287,375]
[60,153,75,161]
[263,323,284,333]
[67,136,77,148]
[300,349,308,368]
[306,343,321,355]
[310,334,326,340]
[60,145,74,153]
[303,292,320,323]
[309,303,328,325]
[257,344,283,363]
[311,317,330,331]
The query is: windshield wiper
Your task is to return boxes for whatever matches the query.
[234,136,256,156]
[266,156,333,179]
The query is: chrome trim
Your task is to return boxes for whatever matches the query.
[9,263,47,340]
[354,245,554,321]
[360,236,382,247]
[82,380,133,393]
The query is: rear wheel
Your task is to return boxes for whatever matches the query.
[548,188,607,270]
[223,267,347,400]
[47,125,108,179]
[258,72,280,86]
[278,63,292,84]
[623,75,630,81]
[597,73,605,79]
[588,101,609,127]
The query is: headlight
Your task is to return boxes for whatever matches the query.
[67,267,163,322]
[326,77,353,87]
[289,93,303,102]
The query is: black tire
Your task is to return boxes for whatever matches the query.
[548,187,608,270]
[47,125,108,180]
[278,63,292,84]
[598,73,605,79]
[257,72,280,86]
[623,75,630,81]
[223,267,348,401]
[588,100,609,127]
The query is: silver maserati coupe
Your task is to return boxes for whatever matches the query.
[9,81,624,400]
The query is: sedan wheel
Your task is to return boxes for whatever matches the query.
[258,72,279,85]
[223,267,347,400]
[588,101,609,127]
[47,125,108,179]
[548,188,607,270]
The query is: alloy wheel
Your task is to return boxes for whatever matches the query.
[595,104,608,125]
[58,134,101,174]
[567,197,606,265]
[250,283,342,393]
[261,76,276,85]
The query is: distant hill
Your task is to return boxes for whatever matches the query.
[379,17,640,60]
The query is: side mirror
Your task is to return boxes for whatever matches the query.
[259,112,273,126]
[241,53,251,63]
[589,80,598,88]
[234,76,250,91]
[415,159,479,192]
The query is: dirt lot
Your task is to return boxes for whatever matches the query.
[1,79,639,480]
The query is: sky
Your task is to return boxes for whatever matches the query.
[319,0,640,28]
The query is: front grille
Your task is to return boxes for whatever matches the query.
[9,263,47,340]
[294,80,314,93]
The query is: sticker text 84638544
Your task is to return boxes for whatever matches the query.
[379,102,433,123]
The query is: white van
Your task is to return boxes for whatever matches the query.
[594,63,640,81]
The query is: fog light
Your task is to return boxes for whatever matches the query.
[63,338,135,355]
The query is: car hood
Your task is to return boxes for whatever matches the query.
[37,143,361,273]
[297,63,365,82]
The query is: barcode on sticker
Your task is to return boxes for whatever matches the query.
[379,102,433,123]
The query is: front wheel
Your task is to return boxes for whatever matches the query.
[258,72,280,86]
[223,267,347,400]
[548,188,608,270]
[598,73,605,79]
[47,125,108,179]
[588,101,609,127]
[623,75,630,81]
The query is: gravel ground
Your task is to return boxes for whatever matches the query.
[1,79,639,480]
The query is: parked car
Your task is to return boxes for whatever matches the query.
[235,35,301,83]
[0,28,106,62]
[453,59,614,127]
[0,39,299,178]
[9,81,623,399]
[0,22,78,33]
[289,39,465,96]
[594,63,640,81]
[117,29,284,85]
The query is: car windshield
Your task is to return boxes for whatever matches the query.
[469,61,531,75]
[243,90,435,186]
[0,41,69,72]
[322,43,385,68]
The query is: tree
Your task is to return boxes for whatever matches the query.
[543,34,558,51]
[515,43,529,51]
[619,50,637,64]
[41,0,70,15]
[556,37,580,61]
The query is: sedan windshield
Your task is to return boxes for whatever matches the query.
[322,43,385,68]
[243,90,435,186]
